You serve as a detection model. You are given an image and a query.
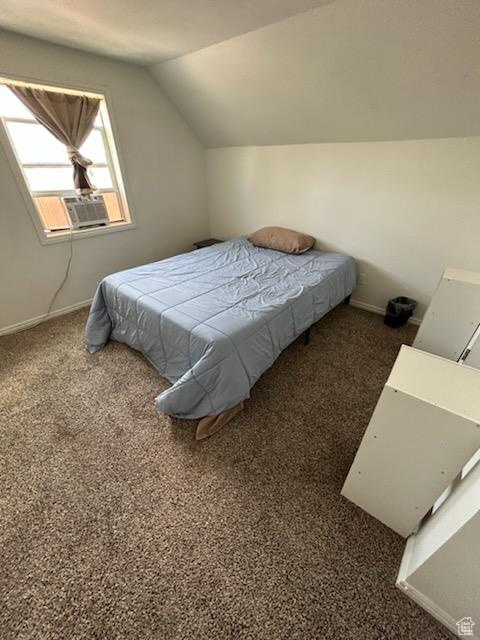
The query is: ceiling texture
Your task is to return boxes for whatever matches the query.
[0,0,333,62]
[153,0,480,147]
[0,0,479,147]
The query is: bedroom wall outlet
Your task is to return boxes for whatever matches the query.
[358,272,366,286]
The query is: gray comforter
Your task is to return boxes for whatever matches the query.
[85,237,356,418]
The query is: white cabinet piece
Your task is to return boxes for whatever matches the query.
[414,267,480,366]
[460,325,480,369]
[341,346,480,537]
[397,458,480,639]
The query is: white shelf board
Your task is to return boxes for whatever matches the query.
[388,346,480,424]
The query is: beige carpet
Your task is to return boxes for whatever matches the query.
[0,305,453,640]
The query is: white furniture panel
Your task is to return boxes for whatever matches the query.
[342,346,480,537]
[397,459,480,639]
[414,267,480,364]
[461,325,480,369]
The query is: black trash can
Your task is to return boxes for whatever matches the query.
[384,296,417,328]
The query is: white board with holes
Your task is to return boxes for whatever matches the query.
[341,346,480,537]
[413,267,480,366]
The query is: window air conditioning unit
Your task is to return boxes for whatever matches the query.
[63,195,109,228]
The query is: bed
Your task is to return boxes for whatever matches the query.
[85,237,356,438]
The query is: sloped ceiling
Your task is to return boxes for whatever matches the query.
[0,0,333,63]
[152,0,480,147]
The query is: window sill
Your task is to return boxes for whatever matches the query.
[41,220,136,244]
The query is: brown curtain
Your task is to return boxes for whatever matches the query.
[9,86,100,196]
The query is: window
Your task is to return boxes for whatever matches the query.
[0,79,131,239]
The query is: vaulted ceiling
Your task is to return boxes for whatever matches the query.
[0,0,478,148]
[0,0,333,62]
[152,0,480,147]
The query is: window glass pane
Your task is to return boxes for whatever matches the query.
[24,167,112,192]
[80,129,107,164]
[0,84,129,229]
[6,121,69,164]
[0,85,34,119]
[89,166,113,189]
[24,167,75,192]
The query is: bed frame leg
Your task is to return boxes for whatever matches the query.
[304,327,311,345]
[344,295,351,305]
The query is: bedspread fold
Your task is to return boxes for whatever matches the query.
[85,237,356,418]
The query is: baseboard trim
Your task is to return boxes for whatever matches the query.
[350,298,422,326]
[0,298,92,336]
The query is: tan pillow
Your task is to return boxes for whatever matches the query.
[248,226,315,254]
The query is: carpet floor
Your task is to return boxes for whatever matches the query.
[0,305,453,640]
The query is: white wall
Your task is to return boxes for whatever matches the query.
[206,138,480,317]
[152,0,480,321]
[0,30,208,332]
[154,0,480,147]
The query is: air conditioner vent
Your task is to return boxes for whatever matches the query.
[63,195,109,228]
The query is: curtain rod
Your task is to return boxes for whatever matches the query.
[0,75,103,100]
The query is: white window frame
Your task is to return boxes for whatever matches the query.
[0,74,135,245]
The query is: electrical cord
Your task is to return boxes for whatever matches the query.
[8,227,74,335]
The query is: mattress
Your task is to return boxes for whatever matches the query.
[85,237,356,418]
